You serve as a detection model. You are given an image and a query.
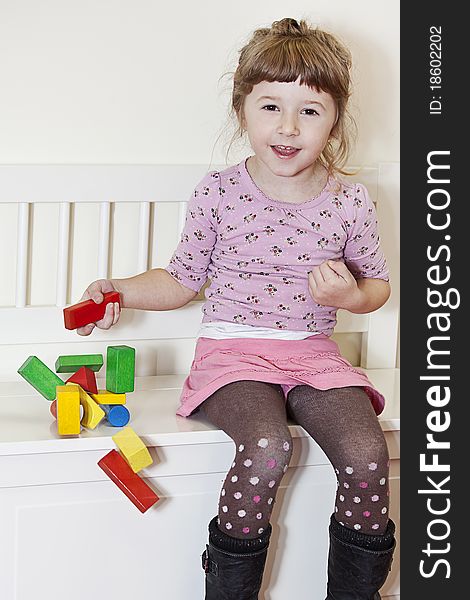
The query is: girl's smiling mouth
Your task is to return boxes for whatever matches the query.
[271,145,301,159]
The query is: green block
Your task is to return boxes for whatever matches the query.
[106,346,135,393]
[18,356,64,401]
[55,354,104,373]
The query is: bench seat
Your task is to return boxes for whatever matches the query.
[0,369,399,456]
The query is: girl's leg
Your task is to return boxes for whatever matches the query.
[286,385,395,599]
[200,380,293,539]
[199,380,293,599]
[286,385,390,534]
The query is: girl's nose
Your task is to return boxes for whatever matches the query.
[277,113,300,136]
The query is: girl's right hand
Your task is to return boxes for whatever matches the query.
[76,279,121,336]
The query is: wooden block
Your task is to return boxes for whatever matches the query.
[63,290,121,330]
[76,385,105,429]
[90,390,126,405]
[112,427,153,473]
[18,356,64,401]
[56,384,81,435]
[66,366,98,394]
[106,345,135,393]
[55,354,103,373]
[102,404,130,427]
[97,449,159,513]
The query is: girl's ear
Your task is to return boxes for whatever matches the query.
[325,103,339,137]
[329,115,340,140]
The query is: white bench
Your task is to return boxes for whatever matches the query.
[0,163,400,599]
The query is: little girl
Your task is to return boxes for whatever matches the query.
[79,18,396,599]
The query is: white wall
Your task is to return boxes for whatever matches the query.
[0,0,399,376]
[0,0,399,166]
[0,0,399,363]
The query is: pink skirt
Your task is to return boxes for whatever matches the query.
[176,334,385,417]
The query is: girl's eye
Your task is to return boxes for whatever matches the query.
[302,108,319,116]
[262,105,279,111]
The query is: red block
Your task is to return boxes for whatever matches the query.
[63,291,120,330]
[66,366,98,394]
[98,449,159,513]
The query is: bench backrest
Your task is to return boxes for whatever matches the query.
[0,163,399,381]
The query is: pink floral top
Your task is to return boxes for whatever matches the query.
[165,159,389,336]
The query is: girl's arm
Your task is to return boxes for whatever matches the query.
[78,171,220,336]
[110,268,198,310]
[77,269,198,336]
[342,277,390,313]
[308,259,390,314]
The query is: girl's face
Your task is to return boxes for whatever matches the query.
[241,79,337,181]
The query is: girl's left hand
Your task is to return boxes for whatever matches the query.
[308,260,362,309]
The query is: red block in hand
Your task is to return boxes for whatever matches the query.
[63,291,120,330]
[98,449,159,513]
[65,366,98,394]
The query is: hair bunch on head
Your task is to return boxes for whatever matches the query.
[231,17,356,175]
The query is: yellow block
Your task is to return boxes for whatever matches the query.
[56,384,81,435]
[90,390,126,405]
[112,426,153,473]
[78,386,105,429]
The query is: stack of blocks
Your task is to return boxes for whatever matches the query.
[17,346,136,435]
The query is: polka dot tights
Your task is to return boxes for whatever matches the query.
[201,381,293,539]
[287,385,390,534]
[200,381,390,540]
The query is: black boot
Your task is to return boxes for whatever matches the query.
[202,516,272,600]
[326,514,396,600]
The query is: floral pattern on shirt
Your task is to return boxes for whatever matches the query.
[165,161,388,335]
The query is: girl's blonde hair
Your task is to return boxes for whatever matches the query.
[231,17,356,175]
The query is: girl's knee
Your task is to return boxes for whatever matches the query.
[334,435,389,487]
[228,431,293,495]
[235,430,293,475]
[337,427,389,468]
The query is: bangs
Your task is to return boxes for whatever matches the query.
[246,38,343,95]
